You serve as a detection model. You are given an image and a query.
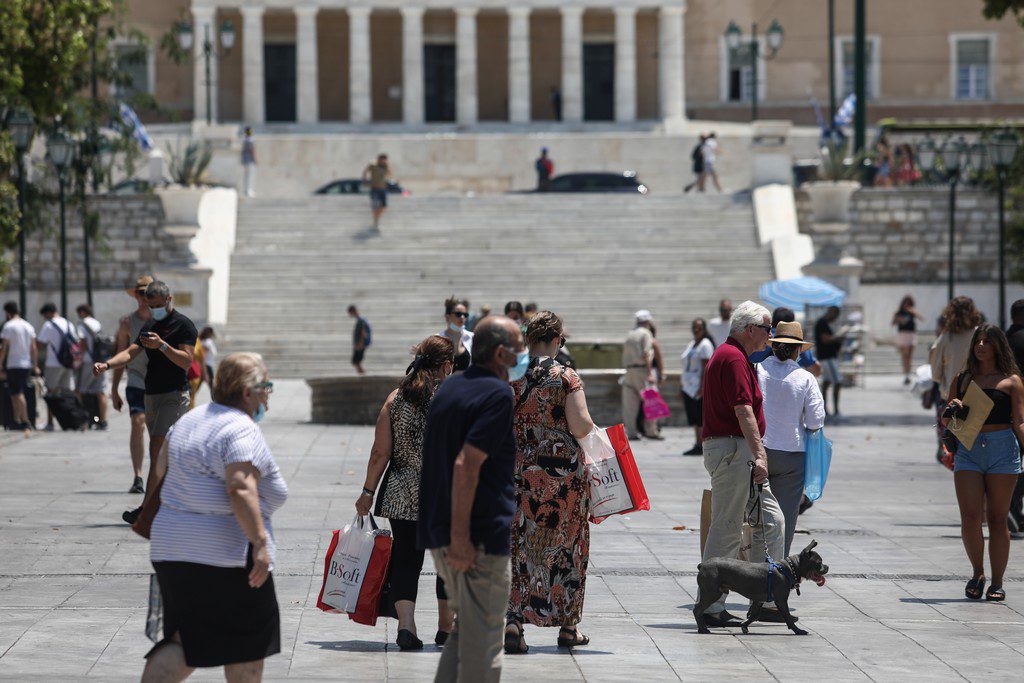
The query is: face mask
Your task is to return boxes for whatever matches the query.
[449,322,464,333]
[507,349,530,382]
[253,402,266,423]
[150,305,168,321]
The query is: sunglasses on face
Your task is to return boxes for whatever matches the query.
[450,312,468,319]
[253,381,274,394]
[752,324,772,331]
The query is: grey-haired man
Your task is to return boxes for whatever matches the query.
[622,310,661,440]
[94,281,197,522]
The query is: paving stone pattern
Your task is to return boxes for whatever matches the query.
[1,376,1023,681]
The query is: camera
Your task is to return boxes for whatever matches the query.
[942,403,970,421]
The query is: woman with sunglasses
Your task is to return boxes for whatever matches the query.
[441,297,473,371]
[505,311,597,653]
[143,353,287,681]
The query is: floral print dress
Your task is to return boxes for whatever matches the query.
[507,356,590,627]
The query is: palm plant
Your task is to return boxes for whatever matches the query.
[166,140,212,186]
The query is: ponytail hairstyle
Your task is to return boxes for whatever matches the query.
[400,334,455,404]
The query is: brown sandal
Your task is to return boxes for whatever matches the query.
[504,621,528,654]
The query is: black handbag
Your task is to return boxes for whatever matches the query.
[940,372,971,456]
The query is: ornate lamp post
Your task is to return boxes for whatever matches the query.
[941,137,966,302]
[46,131,75,314]
[987,128,1022,328]
[7,109,35,315]
[177,18,235,125]
[724,19,784,121]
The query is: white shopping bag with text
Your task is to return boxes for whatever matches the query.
[579,426,633,520]
[316,515,378,614]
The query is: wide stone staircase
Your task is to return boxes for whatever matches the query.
[223,194,775,378]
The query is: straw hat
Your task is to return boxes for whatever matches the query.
[128,275,154,295]
[772,321,814,352]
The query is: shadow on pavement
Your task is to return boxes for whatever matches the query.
[306,640,386,652]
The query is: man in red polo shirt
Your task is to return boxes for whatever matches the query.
[698,300,788,627]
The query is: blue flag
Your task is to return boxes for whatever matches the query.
[118,103,153,151]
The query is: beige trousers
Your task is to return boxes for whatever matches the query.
[700,435,786,614]
[622,368,657,438]
[431,548,512,683]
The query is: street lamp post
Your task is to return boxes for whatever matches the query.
[725,20,784,121]
[7,109,35,315]
[74,141,94,308]
[176,19,235,125]
[987,128,1022,329]
[47,131,75,315]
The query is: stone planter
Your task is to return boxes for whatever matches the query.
[156,186,208,265]
[801,180,861,225]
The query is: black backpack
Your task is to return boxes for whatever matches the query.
[48,320,84,370]
[81,324,115,363]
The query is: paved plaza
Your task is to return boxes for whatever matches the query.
[1,375,1023,681]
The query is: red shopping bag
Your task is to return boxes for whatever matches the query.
[316,515,392,626]
[580,423,651,524]
[640,387,671,421]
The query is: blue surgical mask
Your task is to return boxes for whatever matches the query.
[507,349,530,382]
[253,403,266,423]
[150,305,168,321]
[449,322,464,333]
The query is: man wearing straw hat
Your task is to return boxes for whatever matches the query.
[755,321,826,555]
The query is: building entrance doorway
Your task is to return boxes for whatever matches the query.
[264,44,296,122]
[583,43,614,121]
[424,44,456,122]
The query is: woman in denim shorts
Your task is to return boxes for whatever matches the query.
[949,325,1024,602]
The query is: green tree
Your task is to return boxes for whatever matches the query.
[982,0,1024,26]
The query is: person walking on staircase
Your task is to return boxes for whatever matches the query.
[363,154,393,231]
[112,276,153,494]
[684,134,706,193]
[707,300,733,347]
[622,310,662,440]
[349,305,371,375]
[535,148,554,192]
[701,132,722,193]
[241,127,257,198]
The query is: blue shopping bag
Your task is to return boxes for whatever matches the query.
[804,428,833,502]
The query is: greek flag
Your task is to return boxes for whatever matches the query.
[833,93,856,128]
[118,103,153,151]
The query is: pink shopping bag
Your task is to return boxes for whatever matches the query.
[640,387,671,421]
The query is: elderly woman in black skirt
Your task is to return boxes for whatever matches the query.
[145,352,287,681]
[356,334,455,650]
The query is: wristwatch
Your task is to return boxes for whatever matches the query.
[159,342,169,351]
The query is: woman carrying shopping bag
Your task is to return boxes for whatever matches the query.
[755,322,826,555]
[505,311,598,653]
[355,335,455,650]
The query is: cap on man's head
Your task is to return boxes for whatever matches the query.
[635,309,653,323]
[541,147,548,154]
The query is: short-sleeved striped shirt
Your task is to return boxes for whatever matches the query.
[150,403,288,570]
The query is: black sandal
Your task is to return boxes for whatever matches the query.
[965,575,986,600]
[557,627,590,648]
[504,621,528,655]
[986,586,1006,602]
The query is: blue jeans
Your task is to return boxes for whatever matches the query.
[954,429,1022,475]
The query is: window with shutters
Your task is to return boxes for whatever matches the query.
[953,37,992,100]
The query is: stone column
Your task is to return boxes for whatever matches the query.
[192,7,218,123]
[614,7,636,123]
[349,6,372,124]
[508,8,531,123]
[401,7,424,125]
[658,4,687,124]
[455,7,478,125]
[295,5,319,123]
[241,6,264,124]
[561,7,583,123]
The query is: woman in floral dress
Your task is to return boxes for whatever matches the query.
[505,311,597,653]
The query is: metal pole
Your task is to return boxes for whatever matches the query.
[750,23,758,121]
[204,24,212,126]
[16,157,27,315]
[948,175,957,302]
[828,0,836,126]
[59,174,68,315]
[80,174,93,308]
[853,0,866,153]
[90,16,99,194]
[998,171,1007,329]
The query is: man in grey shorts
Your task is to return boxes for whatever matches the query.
[94,281,198,521]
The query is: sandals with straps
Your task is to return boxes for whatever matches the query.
[557,627,590,648]
[986,585,1006,602]
[965,575,986,600]
[504,620,528,655]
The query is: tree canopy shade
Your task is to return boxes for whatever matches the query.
[982,0,1024,27]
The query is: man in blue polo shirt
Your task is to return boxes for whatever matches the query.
[419,315,527,683]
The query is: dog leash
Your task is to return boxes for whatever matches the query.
[748,461,794,603]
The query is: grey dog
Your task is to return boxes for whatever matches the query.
[693,540,829,635]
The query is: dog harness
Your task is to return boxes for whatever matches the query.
[766,557,798,603]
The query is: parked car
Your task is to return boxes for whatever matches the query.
[545,172,648,194]
[314,179,409,196]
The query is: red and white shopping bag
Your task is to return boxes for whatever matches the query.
[580,423,650,524]
[316,514,392,626]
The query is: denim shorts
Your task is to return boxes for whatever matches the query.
[820,358,841,384]
[954,428,1022,475]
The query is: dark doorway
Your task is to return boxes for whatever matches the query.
[264,44,296,122]
[424,44,456,122]
[584,43,615,121]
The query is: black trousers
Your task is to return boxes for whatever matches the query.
[389,519,447,603]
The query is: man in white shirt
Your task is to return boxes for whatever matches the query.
[76,304,109,430]
[0,301,39,433]
[707,299,734,347]
[701,132,722,193]
[36,302,78,431]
